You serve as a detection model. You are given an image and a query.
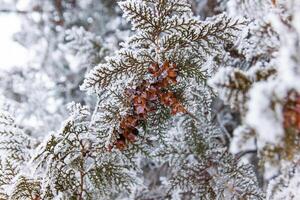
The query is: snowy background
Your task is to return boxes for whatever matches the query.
[0,0,29,69]
[0,14,28,69]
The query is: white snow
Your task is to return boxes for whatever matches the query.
[0,14,29,69]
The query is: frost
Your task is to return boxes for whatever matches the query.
[1,0,300,199]
[246,81,284,147]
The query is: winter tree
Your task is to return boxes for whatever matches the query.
[0,0,299,199]
[210,0,300,198]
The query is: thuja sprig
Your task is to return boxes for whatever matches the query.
[110,60,187,150]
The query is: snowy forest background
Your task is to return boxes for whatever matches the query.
[0,0,300,199]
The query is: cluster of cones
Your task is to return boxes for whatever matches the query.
[283,92,300,131]
[110,61,186,150]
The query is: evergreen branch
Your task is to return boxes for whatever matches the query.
[82,49,148,93]
[119,0,157,31]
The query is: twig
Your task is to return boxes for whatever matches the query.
[236,149,257,160]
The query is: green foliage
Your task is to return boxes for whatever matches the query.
[0,111,31,163]
[33,103,135,199]
[82,0,244,94]
[81,0,245,161]
[10,177,41,200]
[0,1,266,199]
[0,111,36,199]
[78,1,264,199]
[156,116,263,199]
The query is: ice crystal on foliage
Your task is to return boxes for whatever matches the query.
[82,0,245,156]
[0,111,37,199]
[267,159,300,200]
[155,117,263,199]
[82,1,243,94]
[32,103,136,199]
[210,0,300,196]
[80,0,262,199]
[2,0,300,199]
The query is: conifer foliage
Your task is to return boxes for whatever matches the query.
[82,0,243,151]
[0,0,299,199]
[81,0,262,199]
[210,0,300,198]
[0,111,37,199]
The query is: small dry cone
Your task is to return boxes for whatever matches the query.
[115,135,126,150]
[171,102,186,115]
[33,196,41,200]
[120,115,138,129]
[123,128,138,143]
[148,63,160,76]
[110,61,187,150]
[160,92,176,106]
